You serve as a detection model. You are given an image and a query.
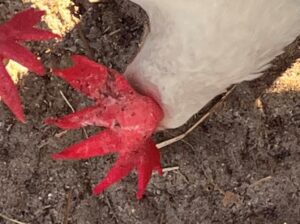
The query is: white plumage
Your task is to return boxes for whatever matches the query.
[125,0,300,129]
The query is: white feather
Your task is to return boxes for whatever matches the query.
[125,0,300,129]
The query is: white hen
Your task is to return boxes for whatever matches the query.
[125,0,300,129]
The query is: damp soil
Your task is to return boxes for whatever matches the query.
[0,1,300,223]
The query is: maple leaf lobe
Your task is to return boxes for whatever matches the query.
[47,55,164,199]
[0,8,59,122]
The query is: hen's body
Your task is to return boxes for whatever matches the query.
[125,0,300,129]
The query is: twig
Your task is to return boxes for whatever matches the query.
[157,85,236,149]
[249,176,272,187]
[37,141,49,149]
[89,0,102,3]
[55,130,68,138]
[162,166,179,173]
[108,28,121,36]
[60,91,75,113]
[0,213,27,224]
[81,128,89,139]
[103,26,110,34]
[178,170,190,184]
[161,166,189,183]
[59,91,89,139]
[63,190,72,224]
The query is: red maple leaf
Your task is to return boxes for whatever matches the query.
[0,8,60,122]
[46,55,164,199]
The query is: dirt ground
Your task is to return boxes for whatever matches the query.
[0,0,300,223]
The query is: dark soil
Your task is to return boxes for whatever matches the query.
[0,1,300,223]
